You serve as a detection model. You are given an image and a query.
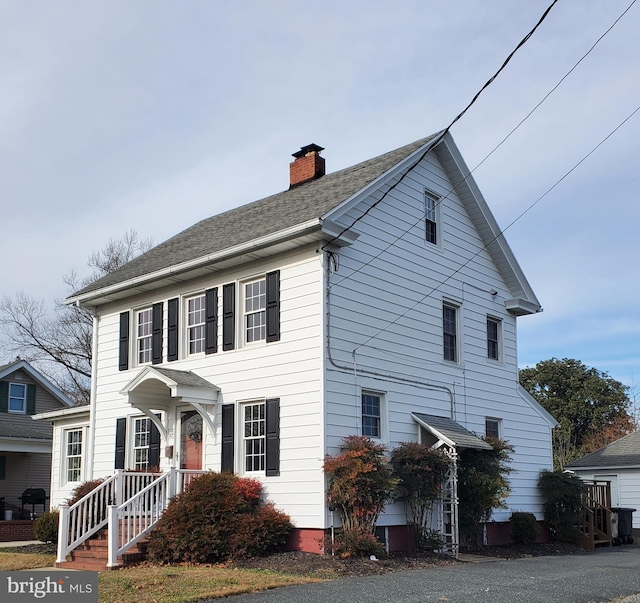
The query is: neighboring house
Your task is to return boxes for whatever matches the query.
[567,431,640,528]
[0,359,74,516]
[47,132,556,561]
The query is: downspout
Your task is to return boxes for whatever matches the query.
[324,252,457,419]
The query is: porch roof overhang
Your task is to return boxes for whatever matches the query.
[120,366,220,440]
[0,426,52,454]
[411,413,493,451]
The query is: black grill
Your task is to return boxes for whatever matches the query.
[19,488,48,519]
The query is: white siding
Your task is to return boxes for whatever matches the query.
[324,149,552,524]
[89,246,326,529]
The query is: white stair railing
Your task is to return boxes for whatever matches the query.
[57,473,118,564]
[107,472,170,567]
[58,468,209,567]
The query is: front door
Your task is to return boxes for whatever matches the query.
[180,410,203,470]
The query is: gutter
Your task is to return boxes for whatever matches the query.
[66,218,324,306]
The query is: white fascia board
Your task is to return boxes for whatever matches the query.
[66,219,323,307]
[436,132,541,309]
[0,360,74,408]
[0,437,52,453]
[321,133,444,226]
[32,406,90,422]
[517,385,558,427]
[570,465,640,472]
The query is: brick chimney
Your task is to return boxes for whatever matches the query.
[289,144,325,188]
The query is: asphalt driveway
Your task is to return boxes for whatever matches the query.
[216,546,640,603]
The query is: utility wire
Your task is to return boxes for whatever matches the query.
[330,0,636,290]
[354,103,640,354]
[321,0,559,252]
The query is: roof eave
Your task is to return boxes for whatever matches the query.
[66,218,343,307]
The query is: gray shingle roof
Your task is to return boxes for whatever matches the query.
[0,423,52,440]
[412,413,493,450]
[567,431,640,469]
[73,135,438,297]
[151,367,219,389]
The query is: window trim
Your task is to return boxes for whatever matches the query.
[361,390,387,442]
[63,427,84,485]
[485,417,501,439]
[424,188,441,247]
[241,400,266,474]
[135,307,153,366]
[243,277,267,345]
[131,416,151,471]
[442,302,459,363]
[186,293,207,356]
[486,316,501,362]
[8,382,27,414]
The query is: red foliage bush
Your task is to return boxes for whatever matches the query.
[147,472,293,564]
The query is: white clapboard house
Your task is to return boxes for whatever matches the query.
[40,132,557,568]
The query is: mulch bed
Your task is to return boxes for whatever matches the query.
[5,542,585,577]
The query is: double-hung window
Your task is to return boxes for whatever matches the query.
[425,189,439,245]
[487,317,500,361]
[187,294,206,354]
[8,383,26,413]
[485,418,500,439]
[443,303,458,362]
[65,429,83,483]
[136,308,153,364]
[133,417,151,470]
[362,392,381,438]
[242,402,265,472]
[244,279,266,343]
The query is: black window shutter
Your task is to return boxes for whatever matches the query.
[118,312,130,371]
[148,417,161,469]
[205,288,218,354]
[26,384,36,415]
[265,398,280,476]
[167,298,179,362]
[0,382,7,413]
[266,270,280,343]
[152,302,163,365]
[222,283,235,351]
[115,418,127,469]
[221,404,235,473]
[0,455,5,480]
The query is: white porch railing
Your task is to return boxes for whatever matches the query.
[57,468,208,567]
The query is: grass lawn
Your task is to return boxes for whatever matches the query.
[0,549,324,603]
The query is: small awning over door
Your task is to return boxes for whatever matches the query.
[120,366,220,440]
[411,413,492,451]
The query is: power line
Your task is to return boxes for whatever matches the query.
[353,103,640,354]
[330,0,636,290]
[321,0,559,252]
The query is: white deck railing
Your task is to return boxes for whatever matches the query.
[57,468,208,567]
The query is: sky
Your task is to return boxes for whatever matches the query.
[1,0,639,390]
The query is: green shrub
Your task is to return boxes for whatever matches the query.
[147,472,293,563]
[391,442,451,552]
[538,470,586,543]
[509,511,539,545]
[331,527,386,559]
[458,438,514,550]
[34,511,59,544]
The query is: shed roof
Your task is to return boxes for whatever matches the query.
[412,413,492,450]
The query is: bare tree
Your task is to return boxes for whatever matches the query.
[0,229,152,405]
